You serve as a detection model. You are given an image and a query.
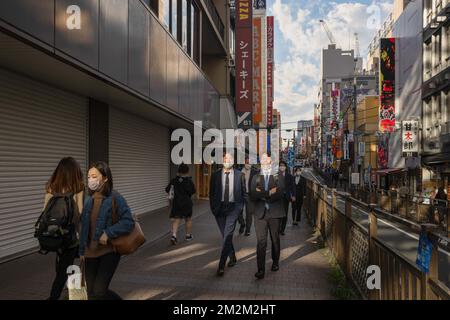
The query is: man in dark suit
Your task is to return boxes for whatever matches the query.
[279,161,296,235]
[240,158,260,236]
[292,167,306,224]
[250,153,285,279]
[209,153,245,277]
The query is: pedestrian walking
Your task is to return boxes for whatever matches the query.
[250,153,285,279]
[240,158,259,236]
[40,157,85,300]
[279,161,295,235]
[165,164,196,245]
[209,153,245,277]
[292,167,306,225]
[78,161,135,300]
[432,186,447,225]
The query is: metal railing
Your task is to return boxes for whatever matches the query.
[317,172,449,236]
[303,178,450,300]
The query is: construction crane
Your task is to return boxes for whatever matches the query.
[319,19,336,45]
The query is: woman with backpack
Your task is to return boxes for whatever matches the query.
[78,161,135,300]
[43,157,85,300]
[165,164,196,245]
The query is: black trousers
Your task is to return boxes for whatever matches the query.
[49,246,78,300]
[85,252,122,300]
[279,197,290,233]
[255,215,281,272]
[239,195,255,233]
[215,203,239,268]
[292,197,303,222]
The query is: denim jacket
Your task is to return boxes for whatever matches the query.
[78,191,135,256]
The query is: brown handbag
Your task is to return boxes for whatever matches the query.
[111,196,146,255]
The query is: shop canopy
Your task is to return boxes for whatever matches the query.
[375,168,407,176]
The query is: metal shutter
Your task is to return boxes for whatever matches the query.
[0,68,88,262]
[109,108,169,215]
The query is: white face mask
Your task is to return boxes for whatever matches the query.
[88,178,103,191]
[223,162,233,170]
[261,165,271,175]
[296,172,301,176]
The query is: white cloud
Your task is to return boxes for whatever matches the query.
[270,0,393,134]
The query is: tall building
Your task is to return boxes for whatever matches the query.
[421,0,450,194]
[0,0,234,262]
[389,0,424,192]
[319,44,357,168]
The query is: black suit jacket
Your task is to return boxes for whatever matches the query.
[241,168,260,194]
[249,174,285,219]
[294,176,306,200]
[209,169,245,216]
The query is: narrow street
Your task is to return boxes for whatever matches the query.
[303,168,450,287]
[0,201,334,300]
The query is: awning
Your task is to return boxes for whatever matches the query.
[375,168,407,176]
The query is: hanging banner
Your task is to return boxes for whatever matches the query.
[416,230,433,274]
[253,16,262,124]
[266,16,274,128]
[379,38,396,132]
[236,0,253,129]
[377,133,389,169]
[402,120,419,155]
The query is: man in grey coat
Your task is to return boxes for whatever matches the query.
[250,153,285,279]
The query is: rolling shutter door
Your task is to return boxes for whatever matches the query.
[0,68,88,262]
[109,108,169,215]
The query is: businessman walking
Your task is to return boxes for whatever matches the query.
[209,153,245,277]
[250,153,285,280]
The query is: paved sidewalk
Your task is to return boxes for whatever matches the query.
[0,201,208,300]
[112,210,334,300]
[0,200,334,300]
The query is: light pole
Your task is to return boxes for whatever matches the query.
[353,76,358,196]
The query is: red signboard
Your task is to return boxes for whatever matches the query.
[267,16,274,128]
[379,38,395,133]
[253,17,262,124]
[236,0,253,128]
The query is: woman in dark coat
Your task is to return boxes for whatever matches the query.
[165,164,196,245]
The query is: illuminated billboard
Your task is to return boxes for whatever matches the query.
[379,38,395,132]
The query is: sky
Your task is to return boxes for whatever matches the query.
[266,0,393,135]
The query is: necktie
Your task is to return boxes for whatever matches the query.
[224,172,230,204]
[264,175,270,211]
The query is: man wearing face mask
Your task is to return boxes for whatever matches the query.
[240,158,259,236]
[250,153,285,279]
[278,161,296,235]
[209,152,245,277]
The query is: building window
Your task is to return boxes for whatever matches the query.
[171,0,177,39]
[162,0,170,29]
[148,0,158,15]
[190,1,200,64]
[181,0,188,51]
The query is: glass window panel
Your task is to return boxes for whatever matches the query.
[171,0,177,39]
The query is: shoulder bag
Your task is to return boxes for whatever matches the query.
[111,197,146,255]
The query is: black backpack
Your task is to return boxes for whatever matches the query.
[34,193,77,254]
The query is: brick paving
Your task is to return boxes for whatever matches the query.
[0,201,334,300]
